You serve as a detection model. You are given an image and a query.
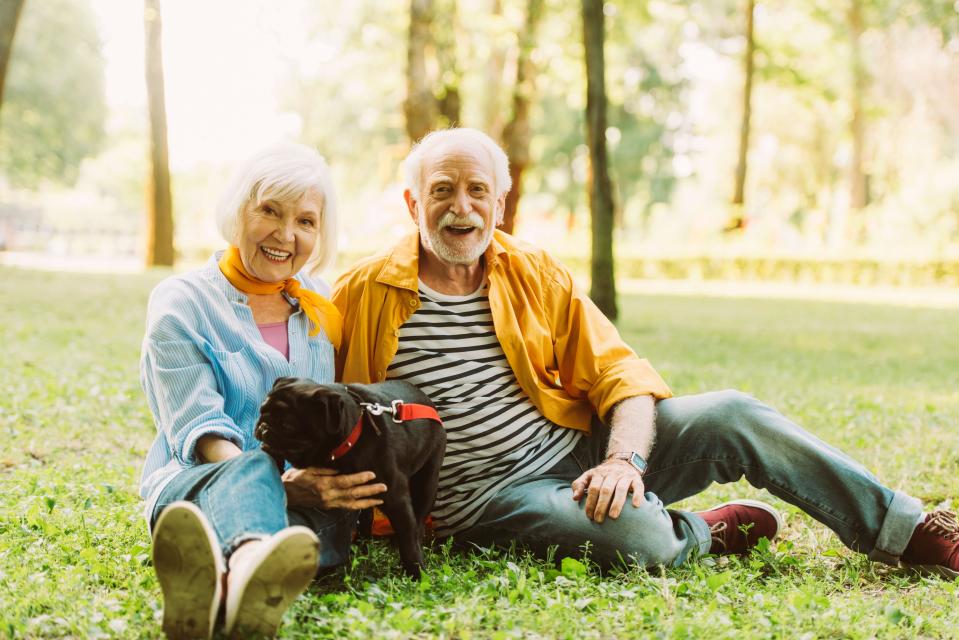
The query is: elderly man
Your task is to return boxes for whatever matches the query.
[332,128,958,575]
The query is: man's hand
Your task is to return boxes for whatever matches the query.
[571,459,645,523]
[283,466,387,510]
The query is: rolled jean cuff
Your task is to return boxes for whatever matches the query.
[224,533,269,560]
[868,490,924,566]
[672,510,713,566]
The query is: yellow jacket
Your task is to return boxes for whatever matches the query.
[332,230,672,433]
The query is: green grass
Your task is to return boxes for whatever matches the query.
[1,265,957,639]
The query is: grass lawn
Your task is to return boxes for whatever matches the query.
[1,265,957,639]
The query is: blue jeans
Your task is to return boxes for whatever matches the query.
[150,450,356,568]
[455,390,923,568]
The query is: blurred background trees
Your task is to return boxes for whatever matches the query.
[0,0,105,188]
[0,0,26,122]
[0,0,957,283]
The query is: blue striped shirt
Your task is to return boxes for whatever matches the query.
[138,252,335,520]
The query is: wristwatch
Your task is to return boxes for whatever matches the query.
[606,451,648,475]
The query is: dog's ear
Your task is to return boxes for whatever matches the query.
[307,387,360,437]
[271,376,299,391]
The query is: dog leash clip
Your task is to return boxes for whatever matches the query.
[359,400,406,423]
[359,402,388,416]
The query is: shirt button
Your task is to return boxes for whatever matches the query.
[393,329,400,336]
[408,298,418,307]
[376,370,383,379]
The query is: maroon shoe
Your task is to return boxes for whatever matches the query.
[696,499,783,555]
[901,510,959,579]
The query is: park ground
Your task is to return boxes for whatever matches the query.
[1,265,958,638]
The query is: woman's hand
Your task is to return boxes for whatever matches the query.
[282,466,388,510]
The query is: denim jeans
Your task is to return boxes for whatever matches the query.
[454,390,924,569]
[150,449,356,568]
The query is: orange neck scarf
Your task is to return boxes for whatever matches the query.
[218,246,342,349]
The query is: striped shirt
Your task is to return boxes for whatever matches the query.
[387,280,582,536]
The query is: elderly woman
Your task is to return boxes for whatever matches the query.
[139,143,385,639]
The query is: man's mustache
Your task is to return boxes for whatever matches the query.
[437,211,485,230]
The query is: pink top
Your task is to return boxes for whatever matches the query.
[257,321,289,361]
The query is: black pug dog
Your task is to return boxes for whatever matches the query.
[255,377,446,578]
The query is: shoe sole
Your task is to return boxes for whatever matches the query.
[706,499,784,539]
[152,502,223,640]
[902,562,959,580]
[228,527,319,638]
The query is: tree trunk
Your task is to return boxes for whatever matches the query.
[848,0,868,211]
[728,0,755,231]
[404,0,438,143]
[434,0,460,127]
[582,0,617,320]
[500,0,545,235]
[481,0,506,137]
[144,0,174,266]
[0,0,26,124]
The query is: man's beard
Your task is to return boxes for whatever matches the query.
[419,209,494,265]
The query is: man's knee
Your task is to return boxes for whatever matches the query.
[587,499,685,568]
[689,389,772,435]
[709,389,762,418]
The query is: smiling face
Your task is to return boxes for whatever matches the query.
[405,139,505,266]
[236,188,323,283]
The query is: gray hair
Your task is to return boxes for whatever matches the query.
[402,128,512,200]
[215,142,338,274]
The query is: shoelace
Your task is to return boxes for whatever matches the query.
[922,510,959,542]
[709,521,728,551]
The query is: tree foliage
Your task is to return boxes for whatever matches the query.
[0,0,106,188]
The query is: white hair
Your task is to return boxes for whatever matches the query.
[215,142,338,274]
[402,128,512,199]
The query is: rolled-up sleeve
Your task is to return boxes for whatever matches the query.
[547,264,672,422]
[140,281,247,466]
[141,337,245,465]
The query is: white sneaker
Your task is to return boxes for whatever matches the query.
[152,501,224,640]
[224,526,319,638]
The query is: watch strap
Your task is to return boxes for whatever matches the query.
[606,451,648,475]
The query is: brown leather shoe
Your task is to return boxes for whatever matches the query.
[696,499,783,555]
[901,510,959,579]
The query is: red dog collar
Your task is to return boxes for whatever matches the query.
[328,400,442,462]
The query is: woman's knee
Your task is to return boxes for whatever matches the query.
[211,449,284,495]
[232,448,281,474]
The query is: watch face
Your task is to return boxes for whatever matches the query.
[629,452,648,473]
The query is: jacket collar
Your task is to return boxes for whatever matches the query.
[375,230,511,291]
